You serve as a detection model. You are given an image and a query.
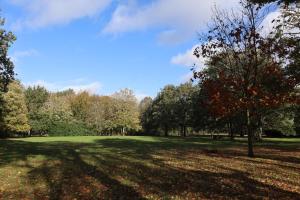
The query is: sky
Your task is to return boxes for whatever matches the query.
[1,0,271,99]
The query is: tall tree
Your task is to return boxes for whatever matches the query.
[87,95,117,135]
[295,106,300,136]
[70,91,92,122]
[25,86,49,135]
[154,85,178,136]
[0,16,15,92]
[0,81,30,136]
[194,1,298,156]
[175,83,196,137]
[139,97,154,133]
[25,86,49,113]
[112,89,141,135]
[0,15,16,131]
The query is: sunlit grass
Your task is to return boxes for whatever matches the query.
[0,136,299,199]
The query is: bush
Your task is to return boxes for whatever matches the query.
[47,120,95,136]
[264,129,284,138]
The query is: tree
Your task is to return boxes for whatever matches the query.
[70,91,92,122]
[25,86,49,113]
[139,97,154,133]
[193,1,298,157]
[0,15,16,132]
[0,16,15,92]
[250,0,298,5]
[87,95,117,135]
[25,86,49,135]
[0,81,30,136]
[153,85,178,136]
[175,83,196,137]
[263,106,296,135]
[295,105,300,136]
[42,92,74,123]
[112,89,141,135]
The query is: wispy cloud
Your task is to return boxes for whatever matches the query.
[171,45,204,69]
[10,0,112,30]
[10,49,39,63]
[103,0,239,44]
[171,44,206,83]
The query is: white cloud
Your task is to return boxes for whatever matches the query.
[135,92,150,102]
[103,0,239,43]
[260,10,281,36]
[24,79,102,94]
[10,0,112,29]
[10,49,39,63]
[171,44,206,83]
[171,45,204,68]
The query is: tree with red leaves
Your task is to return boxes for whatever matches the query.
[193,1,299,157]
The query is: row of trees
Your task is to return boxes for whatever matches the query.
[0,81,141,137]
[140,83,299,137]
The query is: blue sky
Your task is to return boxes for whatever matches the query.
[1,0,242,99]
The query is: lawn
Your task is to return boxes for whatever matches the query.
[0,136,299,199]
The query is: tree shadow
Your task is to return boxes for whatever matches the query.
[0,137,299,199]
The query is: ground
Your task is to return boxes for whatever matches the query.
[0,136,299,200]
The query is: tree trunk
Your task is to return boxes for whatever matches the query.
[183,126,187,137]
[164,126,169,137]
[228,121,234,140]
[240,127,244,137]
[257,116,263,142]
[246,109,254,157]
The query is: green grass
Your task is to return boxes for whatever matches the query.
[0,136,299,199]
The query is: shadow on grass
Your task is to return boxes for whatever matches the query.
[0,137,299,199]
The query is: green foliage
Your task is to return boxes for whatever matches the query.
[263,106,296,135]
[295,106,300,136]
[25,86,49,134]
[70,91,91,122]
[46,120,95,136]
[25,86,49,113]
[0,16,16,92]
[112,89,141,134]
[139,97,154,133]
[1,81,30,134]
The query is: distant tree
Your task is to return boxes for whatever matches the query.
[25,86,49,113]
[70,91,92,122]
[87,95,116,135]
[42,92,74,122]
[153,85,178,136]
[36,90,95,136]
[139,97,153,116]
[193,1,298,156]
[295,105,300,136]
[25,86,49,135]
[0,81,30,136]
[263,106,296,135]
[139,97,154,133]
[175,83,196,137]
[112,89,141,135]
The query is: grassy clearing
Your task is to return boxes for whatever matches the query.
[0,136,299,199]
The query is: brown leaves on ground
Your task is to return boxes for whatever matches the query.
[0,138,299,199]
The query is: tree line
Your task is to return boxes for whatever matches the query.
[139,83,299,138]
[0,83,141,137]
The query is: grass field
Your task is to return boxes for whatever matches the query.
[0,136,299,199]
